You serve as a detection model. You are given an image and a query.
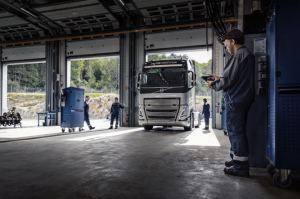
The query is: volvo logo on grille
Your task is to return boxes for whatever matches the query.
[159,88,165,93]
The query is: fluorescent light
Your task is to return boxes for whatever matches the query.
[20,7,37,18]
[118,0,125,6]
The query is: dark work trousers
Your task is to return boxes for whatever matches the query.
[110,113,119,127]
[84,113,91,126]
[225,101,251,162]
[204,115,210,127]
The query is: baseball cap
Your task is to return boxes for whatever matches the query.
[222,29,244,44]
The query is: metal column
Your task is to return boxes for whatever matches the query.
[1,64,7,114]
[0,47,2,115]
[212,32,224,129]
[135,32,145,126]
[120,32,145,127]
[45,40,67,125]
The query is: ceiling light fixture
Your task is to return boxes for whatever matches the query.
[20,7,37,18]
[118,0,125,6]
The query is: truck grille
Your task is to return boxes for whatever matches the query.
[144,98,180,121]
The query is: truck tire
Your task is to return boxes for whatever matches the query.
[184,113,193,131]
[195,112,200,128]
[144,125,153,131]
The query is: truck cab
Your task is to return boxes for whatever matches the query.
[137,58,199,131]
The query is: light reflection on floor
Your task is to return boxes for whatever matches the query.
[67,128,143,142]
[179,122,220,147]
[0,119,110,139]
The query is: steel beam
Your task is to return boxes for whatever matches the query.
[0,0,64,36]
[212,31,224,129]
[0,18,238,47]
[120,32,144,127]
[1,64,8,114]
[0,47,2,115]
[46,40,66,125]
[97,0,126,27]
[119,34,129,126]
[113,0,143,27]
[127,33,136,127]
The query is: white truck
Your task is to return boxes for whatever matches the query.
[137,59,200,131]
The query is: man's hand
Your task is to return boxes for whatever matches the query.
[213,75,221,81]
[207,81,214,88]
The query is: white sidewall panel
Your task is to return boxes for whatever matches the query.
[145,28,213,51]
[67,37,120,58]
[2,45,45,62]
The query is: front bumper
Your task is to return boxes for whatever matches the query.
[139,120,189,127]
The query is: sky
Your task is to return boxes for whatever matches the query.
[175,49,212,63]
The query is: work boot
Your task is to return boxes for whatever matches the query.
[115,126,118,129]
[109,126,113,129]
[89,126,95,130]
[224,166,250,177]
[225,160,234,167]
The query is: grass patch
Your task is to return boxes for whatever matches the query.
[85,92,118,98]
[196,95,211,101]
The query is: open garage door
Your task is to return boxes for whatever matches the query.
[1,45,47,128]
[1,62,46,128]
[68,56,120,130]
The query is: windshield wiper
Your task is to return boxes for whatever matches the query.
[158,71,169,85]
[150,86,185,94]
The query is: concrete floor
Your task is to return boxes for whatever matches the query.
[0,119,110,141]
[0,125,299,199]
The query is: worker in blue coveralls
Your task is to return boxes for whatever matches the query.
[109,97,124,129]
[202,98,210,130]
[208,29,255,177]
[84,96,95,130]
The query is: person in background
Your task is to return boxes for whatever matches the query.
[109,97,124,129]
[202,98,210,130]
[84,96,95,130]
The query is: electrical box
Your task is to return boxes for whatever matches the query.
[266,0,300,188]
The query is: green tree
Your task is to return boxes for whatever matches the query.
[71,57,119,93]
[7,63,46,92]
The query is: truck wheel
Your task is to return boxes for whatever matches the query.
[144,125,153,131]
[191,113,195,128]
[195,112,200,128]
[184,113,193,131]
[273,171,293,188]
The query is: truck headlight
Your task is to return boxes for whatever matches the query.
[139,106,145,120]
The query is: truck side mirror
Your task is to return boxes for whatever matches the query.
[188,71,193,88]
[192,73,197,86]
[137,73,142,90]
[192,60,196,66]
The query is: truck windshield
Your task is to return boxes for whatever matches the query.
[140,67,187,93]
